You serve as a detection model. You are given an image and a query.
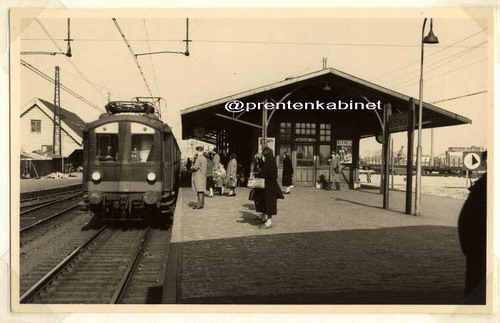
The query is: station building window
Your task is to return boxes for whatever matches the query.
[319,145,331,166]
[319,123,331,142]
[96,134,119,161]
[296,143,315,167]
[318,123,332,166]
[279,122,292,166]
[279,122,292,141]
[295,122,316,136]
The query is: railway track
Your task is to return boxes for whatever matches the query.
[20,190,83,215]
[20,191,84,234]
[20,225,170,304]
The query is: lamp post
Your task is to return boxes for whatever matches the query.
[415,18,439,216]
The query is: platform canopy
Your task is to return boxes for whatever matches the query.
[181,68,471,144]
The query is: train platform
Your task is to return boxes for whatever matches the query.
[163,186,468,304]
[20,173,83,199]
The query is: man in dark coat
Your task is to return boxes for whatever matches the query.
[458,172,487,304]
[282,152,293,194]
[254,147,281,229]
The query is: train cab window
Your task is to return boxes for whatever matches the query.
[131,134,155,162]
[97,134,119,161]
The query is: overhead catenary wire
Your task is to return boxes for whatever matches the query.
[34,19,108,101]
[397,58,487,90]
[59,68,124,98]
[21,38,487,49]
[21,59,104,112]
[371,29,487,83]
[112,18,153,97]
[143,19,161,96]
[430,90,487,104]
[385,40,487,88]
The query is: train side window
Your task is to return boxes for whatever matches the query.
[97,134,119,161]
[131,134,155,162]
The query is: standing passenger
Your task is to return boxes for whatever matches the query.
[226,153,238,196]
[190,146,207,209]
[253,147,281,229]
[329,152,342,191]
[282,152,293,194]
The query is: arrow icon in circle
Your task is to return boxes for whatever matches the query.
[472,154,479,165]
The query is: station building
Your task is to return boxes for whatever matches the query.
[181,68,470,188]
[20,98,86,177]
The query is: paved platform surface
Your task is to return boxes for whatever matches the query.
[166,186,468,304]
[20,173,82,194]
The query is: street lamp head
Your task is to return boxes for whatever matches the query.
[423,19,439,44]
[423,29,439,44]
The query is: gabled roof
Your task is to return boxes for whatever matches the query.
[181,68,471,125]
[181,68,472,140]
[37,98,87,138]
[20,98,87,144]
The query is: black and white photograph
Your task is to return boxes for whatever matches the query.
[4,5,497,319]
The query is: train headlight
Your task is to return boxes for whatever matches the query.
[144,191,158,205]
[147,172,156,182]
[91,171,102,181]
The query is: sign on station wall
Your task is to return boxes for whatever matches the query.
[336,139,353,164]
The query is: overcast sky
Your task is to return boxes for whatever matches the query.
[17,9,490,156]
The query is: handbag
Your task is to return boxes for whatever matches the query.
[247,177,265,189]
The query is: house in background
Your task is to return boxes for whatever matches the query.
[20,98,86,158]
[20,98,87,177]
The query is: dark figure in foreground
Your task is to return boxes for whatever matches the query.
[253,147,283,229]
[282,152,293,194]
[458,172,487,304]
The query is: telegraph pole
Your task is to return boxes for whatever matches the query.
[52,66,63,172]
[53,66,61,156]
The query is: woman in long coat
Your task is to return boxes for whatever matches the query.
[254,147,281,229]
[329,152,341,191]
[226,153,238,196]
[190,146,207,209]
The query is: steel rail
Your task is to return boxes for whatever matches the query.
[20,226,107,303]
[20,189,83,204]
[20,204,80,233]
[20,191,83,215]
[20,190,83,209]
[110,226,152,304]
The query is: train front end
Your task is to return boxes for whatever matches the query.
[82,102,179,222]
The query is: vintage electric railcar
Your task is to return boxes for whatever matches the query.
[82,101,180,223]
